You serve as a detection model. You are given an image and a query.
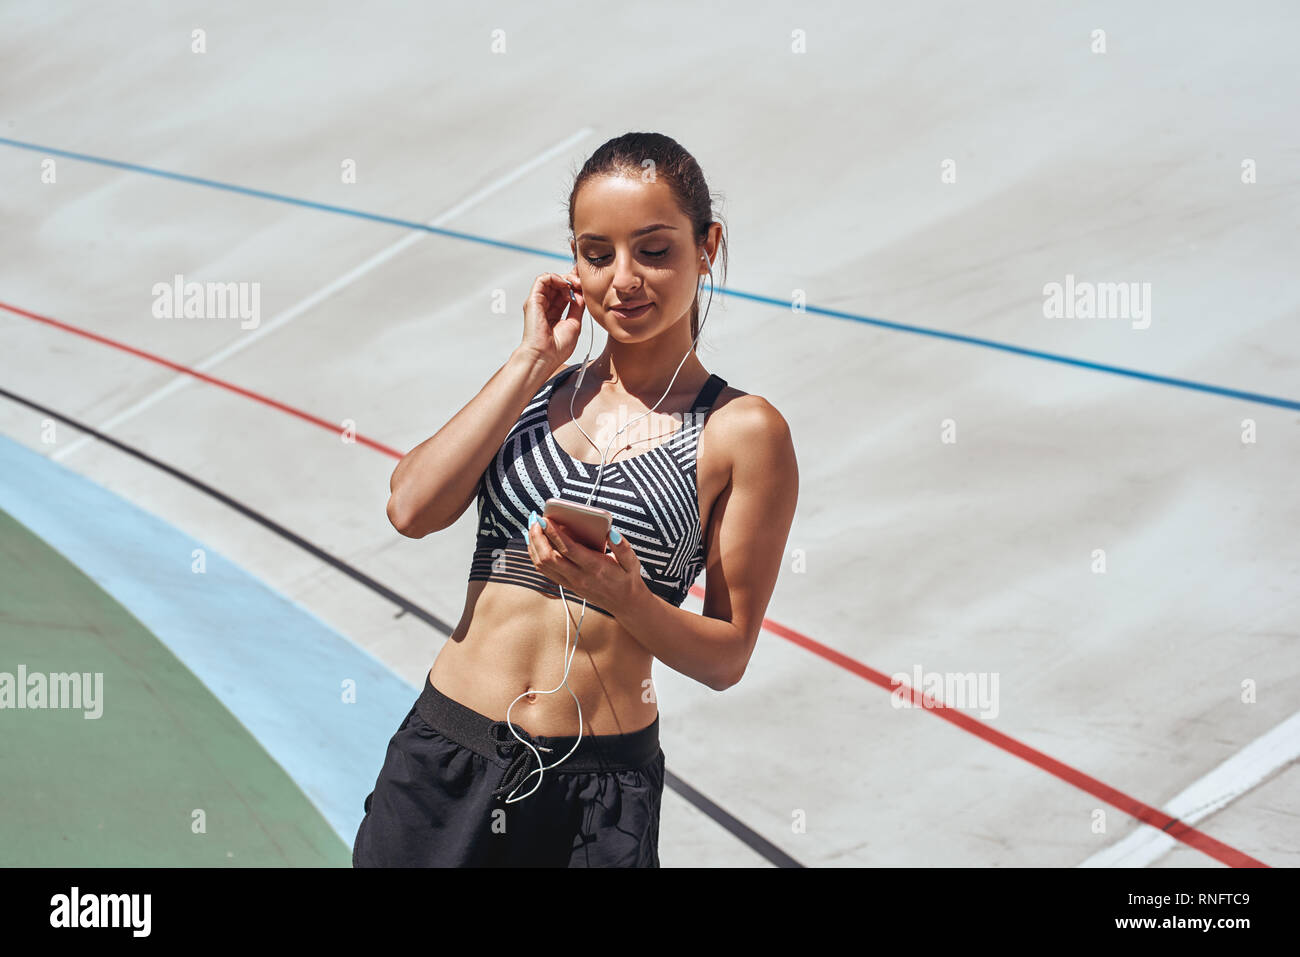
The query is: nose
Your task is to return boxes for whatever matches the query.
[610,250,643,296]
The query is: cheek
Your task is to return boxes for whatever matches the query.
[663,264,699,306]
[577,269,608,299]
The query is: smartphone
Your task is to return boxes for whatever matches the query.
[542,498,613,550]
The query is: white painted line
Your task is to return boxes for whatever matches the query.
[1079,709,1300,867]
[51,127,594,462]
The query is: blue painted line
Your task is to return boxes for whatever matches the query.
[3,135,1297,413]
[0,136,559,260]
[0,433,422,850]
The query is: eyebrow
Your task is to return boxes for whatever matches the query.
[576,223,678,242]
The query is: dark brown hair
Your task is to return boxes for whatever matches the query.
[566,132,728,344]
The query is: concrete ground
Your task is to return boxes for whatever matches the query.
[0,0,1296,866]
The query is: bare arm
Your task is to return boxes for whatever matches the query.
[390,268,587,537]
[616,397,798,689]
[387,347,565,538]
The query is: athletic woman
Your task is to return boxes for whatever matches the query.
[352,132,798,867]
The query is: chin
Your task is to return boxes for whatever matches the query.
[611,325,670,346]
[603,311,688,344]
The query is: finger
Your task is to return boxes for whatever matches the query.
[608,527,641,574]
[525,516,541,565]
[562,274,585,321]
[545,275,568,317]
[528,273,555,308]
[541,518,596,573]
[526,517,557,579]
[531,274,566,319]
[528,514,577,584]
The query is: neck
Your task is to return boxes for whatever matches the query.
[584,318,705,399]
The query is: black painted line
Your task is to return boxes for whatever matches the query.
[665,770,804,868]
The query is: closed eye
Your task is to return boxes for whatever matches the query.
[584,248,670,267]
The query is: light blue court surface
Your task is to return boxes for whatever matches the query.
[0,434,421,850]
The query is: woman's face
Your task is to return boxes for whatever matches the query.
[570,174,708,343]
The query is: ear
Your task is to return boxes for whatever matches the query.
[699,224,721,276]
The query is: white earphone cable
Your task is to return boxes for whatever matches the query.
[498,250,717,803]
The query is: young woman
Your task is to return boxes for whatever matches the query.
[352,131,798,867]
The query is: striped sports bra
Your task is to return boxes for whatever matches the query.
[468,363,728,618]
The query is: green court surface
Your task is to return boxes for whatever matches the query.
[0,507,351,866]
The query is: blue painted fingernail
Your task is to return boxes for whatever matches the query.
[538,516,547,528]
[609,528,621,544]
[528,510,538,527]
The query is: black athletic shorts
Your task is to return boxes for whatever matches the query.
[352,675,665,867]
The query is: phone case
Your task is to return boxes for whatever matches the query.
[542,498,613,550]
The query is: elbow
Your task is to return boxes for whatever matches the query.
[710,670,741,693]
[710,633,754,691]
[386,495,413,537]
[387,459,425,537]
[387,486,461,539]
[387,493,427,538]
[710,660,746,692]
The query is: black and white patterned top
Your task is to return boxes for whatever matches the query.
[468,362,728,618]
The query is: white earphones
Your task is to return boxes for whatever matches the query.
[497,249,716,803]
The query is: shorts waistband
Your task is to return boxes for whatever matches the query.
[416,675,660,774]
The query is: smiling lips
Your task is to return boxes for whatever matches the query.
[610,301,652,317]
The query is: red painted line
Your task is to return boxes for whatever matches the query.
[5,298,1267,868]
[705,592,1267,868]
[0,301,404,460]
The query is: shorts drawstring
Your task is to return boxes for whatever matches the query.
[488,720,551,800]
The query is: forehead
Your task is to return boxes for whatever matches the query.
[573,174,686,238]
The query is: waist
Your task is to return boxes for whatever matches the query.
[436,582,658,736]
[418,672,659,772]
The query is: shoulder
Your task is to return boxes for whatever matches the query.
[534,361,575,397]
[707,384,792,443]
[701,383,796,471]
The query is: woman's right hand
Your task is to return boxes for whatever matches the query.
[519,271,585,369]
